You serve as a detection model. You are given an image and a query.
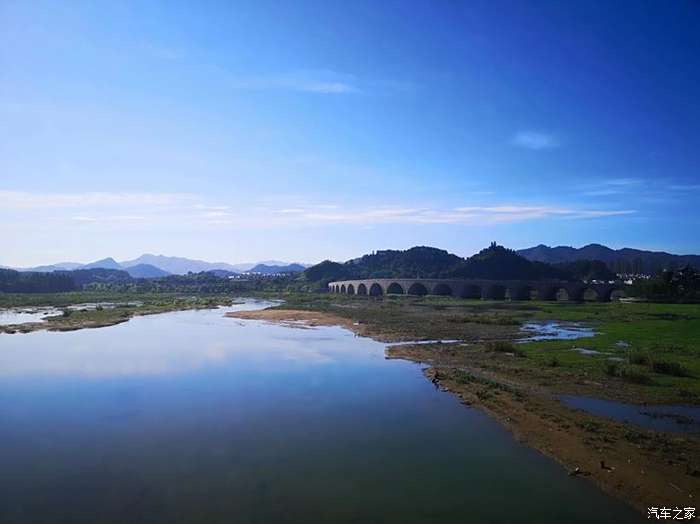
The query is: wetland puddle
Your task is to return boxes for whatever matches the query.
[559,395,700,433]
[519,321,596,342]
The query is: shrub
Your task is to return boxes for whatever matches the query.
[652,360,691,377]
[604,361,654,384]
[604,361,620,377]
[679,388,697,399]
[546,356,560,367]
[621,366,654,385]
[627,349,651,366]
[456,371,473,384]
[486,340,526,357]
[486,340,516,353]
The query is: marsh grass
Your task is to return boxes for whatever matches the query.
[652,360,691,377]
[604,361,654,385]
[626,349,691,377]
[485,340,525,357]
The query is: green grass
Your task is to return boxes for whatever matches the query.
[504,301,700,399]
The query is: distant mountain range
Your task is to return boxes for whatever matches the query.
[517,244,700,274]
[119,254,241,275]
[248,263,306,274]
[5,254,309,277]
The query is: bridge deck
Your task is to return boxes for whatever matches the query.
[328,278,624,302]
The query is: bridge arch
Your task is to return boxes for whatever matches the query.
[537,286,557,301]
[357,283,367,296]
[459,284,481,299]
[407,282,428,295]
[340,284,346,294]
[506,285,533,301]
[555,288,570,301]
[609,288,625,301]
[432,283,453,296]
[369,283,383,296]
[386,282,405,295]
[483,284,507,300]
[582,288,599,302]
[347,284,355,295]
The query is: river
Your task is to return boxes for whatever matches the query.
[0,300,638,523]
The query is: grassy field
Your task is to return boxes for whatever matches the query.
[270,293,700,403]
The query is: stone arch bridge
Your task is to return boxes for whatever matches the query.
[328,278,625,302]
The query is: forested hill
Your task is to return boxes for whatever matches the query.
[0,268,135,293]
[348,247,464,279]
[0,268,76,293]
[302,244,616,285]
[449,245,565,280]
[517,244,700,274]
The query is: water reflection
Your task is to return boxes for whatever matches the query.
[0,301,347,377]
[0,300,638,523]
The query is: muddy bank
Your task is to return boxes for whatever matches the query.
[227,308,362,331]
[228,307,700,514]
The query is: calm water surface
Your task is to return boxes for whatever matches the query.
[0,301,638,523]
[560,395,700,434]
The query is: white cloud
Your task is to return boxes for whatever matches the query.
[257,204,635,226]
[68,215,146,222]
[669,184,700,191]
[581,189,624,197]
[602,177,642,186]
[275,208,307,214]
[0,190,194,209]
[0,190,635,233]
[511,131,559,150]
[229,70,360,95]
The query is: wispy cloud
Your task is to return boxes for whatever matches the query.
[68,215,146,223]
[229,70,361,94]
[0,190,635,232]
[579,177,645,197]
[511,131,559,150]
[252,204,635,226]
[0,190,194,209]
[602,177,642,186]
[581,189,624,197]
[669,184,700,191]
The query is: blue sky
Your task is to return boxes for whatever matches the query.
[2,0,699,266]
